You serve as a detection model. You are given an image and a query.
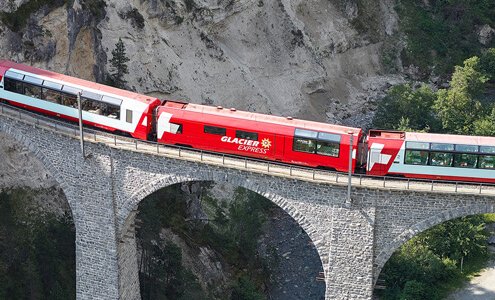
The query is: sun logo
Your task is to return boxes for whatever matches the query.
[261,138,272,149]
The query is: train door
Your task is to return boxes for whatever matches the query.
[367,146,386,175]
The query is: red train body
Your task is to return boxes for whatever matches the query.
[1,60,494,183]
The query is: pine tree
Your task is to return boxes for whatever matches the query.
[109,38,130,88]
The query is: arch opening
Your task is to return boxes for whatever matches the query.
[0,132,76,299]
[374,210,495,300]
[132,180,326,299]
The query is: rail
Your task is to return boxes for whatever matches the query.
[1,102,495,196]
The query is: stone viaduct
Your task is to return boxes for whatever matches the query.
[1,105,495,300]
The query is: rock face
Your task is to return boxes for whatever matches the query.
[0,0,402,128]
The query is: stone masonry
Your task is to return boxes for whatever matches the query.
[1,110,495,300]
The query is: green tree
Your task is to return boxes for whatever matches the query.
[109,38,130,88]
[434,57,487,134]
[416,216,488,272]
[474,107,495,136]
[372,84,439,131]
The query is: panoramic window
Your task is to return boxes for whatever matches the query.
[455,144,478,153]
[42,88,62,104]
[24,83,41,99]
[404,150,429,165]
[480,146,495,154]
[430,143,454,151]
[293,138,316,153]
[429,152,453,167]
[4,78,23,94]
[236,130,258,140]
[61,92,77,108]
[406,141,430,150]
[453,153,478,168]
[204,125,226,135]
[479,155,495,169]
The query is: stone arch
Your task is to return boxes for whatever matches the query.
[373,203,495,284]
[0,123,74,206]
[118,170,322,261]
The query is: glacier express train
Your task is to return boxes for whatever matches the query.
[0,60,494,183]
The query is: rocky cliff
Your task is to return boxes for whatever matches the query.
[0,0,403,128]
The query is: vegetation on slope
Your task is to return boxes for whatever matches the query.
[397,0,495,78]
[377,215,493,300]
[136,183,276,300]
[373,48,495,135]
[0,188,75,299]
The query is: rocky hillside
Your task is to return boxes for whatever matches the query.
[0,0,404,128]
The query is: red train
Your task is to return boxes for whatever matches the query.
[0,60,494,183]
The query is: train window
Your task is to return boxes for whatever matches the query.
[24,75,43,86]
[82,90,102,101]
[101,95,122,107]
[204,125,226,135]
[81,97,102,114]
[455,144,478,152]
[453,153,478,168]
[4,78,23,94]
[62,85,82,95]
[294,128,318,139]
[293,138,316,153]
[316,141,339,157]
[42,80,62,90]
[173,123,182,134]
[405,142,429,150]
[42,88,62,104]
[479,155,495,169]
[126,109,133,123]
[318,132,341,143]
[236,130,258,140]
[61,92,77,108]
[24,83,41,99]
[431,143,454,151]
[101,103,120,119]
[404,150,429,165]
[480,146,495,154]
[5,70,24,80]
[429,152,453,167]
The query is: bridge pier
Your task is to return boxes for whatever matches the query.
[325,206,375,299]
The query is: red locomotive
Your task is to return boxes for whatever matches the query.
[0,60,494,182]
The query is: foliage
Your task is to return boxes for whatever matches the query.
[0,0,66,32]
[109,38,130,89]
[136,183,275,299]
[373,49,495,135]
[434,56,488,134]
[397,0,495,78]
[0,189,75,299]
[378,215,491,299]
[372,83,439,131]
[230,276,266,300]
[416,216,489,264]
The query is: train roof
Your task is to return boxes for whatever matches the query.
[162,101,362,136]
[369,129,495,146]
[0,60,158,105]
